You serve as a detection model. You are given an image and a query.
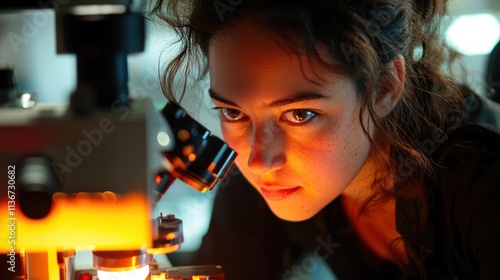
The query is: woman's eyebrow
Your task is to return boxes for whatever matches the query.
[209,88,328,108]
[209,89,239,106]
[267,91,328,107]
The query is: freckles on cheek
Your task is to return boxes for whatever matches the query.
[301,135,346,173]
[293,139,333,174]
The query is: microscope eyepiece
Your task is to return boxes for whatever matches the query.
[160,102,237,192]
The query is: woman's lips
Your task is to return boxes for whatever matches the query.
[260,186,301,201]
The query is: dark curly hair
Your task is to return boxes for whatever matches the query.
[150,0,470,275]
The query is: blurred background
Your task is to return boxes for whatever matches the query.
[1,0,500,254]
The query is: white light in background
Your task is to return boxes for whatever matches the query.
[445,13,500,56]
[157,131,171,147]
[72,5,127,15]
[97,265,150,280]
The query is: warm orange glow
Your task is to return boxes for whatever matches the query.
[207,162,217,172]
[102,191,118,203]
[182,145,195,158]
[0,193,151,252]
[177,129,190,141]
[75,192,93,201]
[188,153,197,162]
[146,244,180,255]
[22,249,61,279]
[150,272,167,280]
[166,232,177,240]
[156,175,162,185]
[52,192,69,200]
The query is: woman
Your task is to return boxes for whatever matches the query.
[152,0,500,279]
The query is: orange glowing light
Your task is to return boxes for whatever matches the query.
[177,129,190,141]
[166,232,177,240]
[52,192,69,200]
[156,175,162,185]
[150,273,167,280]
[182,145,195,157]
[146,244,180,255]
[188,153,197,162]
[0,193,151,252]
[75,192,92,201]
[102,191,118,203]
[207,162,216,172]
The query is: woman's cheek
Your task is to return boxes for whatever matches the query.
[221,124,248,155]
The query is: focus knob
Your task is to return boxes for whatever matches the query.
[18,156,59,219]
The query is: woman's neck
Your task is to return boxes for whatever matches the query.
[341,195,407,262]
[340,152,407,263]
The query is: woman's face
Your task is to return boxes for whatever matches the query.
[208,22,374,221]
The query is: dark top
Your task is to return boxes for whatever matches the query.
[168,124,500,280]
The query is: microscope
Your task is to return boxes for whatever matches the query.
[0,0,236,279]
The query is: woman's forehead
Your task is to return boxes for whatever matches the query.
[208,21,342,85]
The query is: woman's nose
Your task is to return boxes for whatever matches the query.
[247,124,286,174]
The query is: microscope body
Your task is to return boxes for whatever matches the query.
[0,99,168,279]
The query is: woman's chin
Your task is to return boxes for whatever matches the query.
[267,202,318,222]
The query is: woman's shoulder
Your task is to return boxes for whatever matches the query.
[432,124,500,176]
[434,123,500,211]
[436,123,500,159]
[431,124,500,217]
[432,123,499,190]
[427,124,500,278]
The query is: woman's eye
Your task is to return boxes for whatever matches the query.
[281,110,316,124]
[220,108,247,122]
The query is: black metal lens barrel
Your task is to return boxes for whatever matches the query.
[161,102,237,192]
[56,6,145,112]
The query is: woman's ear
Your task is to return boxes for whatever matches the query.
[373,54,405,118]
